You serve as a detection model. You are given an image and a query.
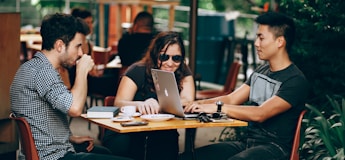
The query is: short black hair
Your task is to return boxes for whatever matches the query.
[255,12,295,53]
[40,13,89,50]
[133,11,154,29]
[71,7,92,19]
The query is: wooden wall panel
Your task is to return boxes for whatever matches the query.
[0,12,20,155]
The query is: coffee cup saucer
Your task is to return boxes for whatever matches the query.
[112,116,133,122]
[119,112,141,117]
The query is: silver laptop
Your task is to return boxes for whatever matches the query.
[151,69,198,118]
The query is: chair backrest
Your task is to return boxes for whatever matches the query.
[99,96,116,142]
[104,96,115,106]
[9,113,39,160]
[222,61,242,94]
[290,110,307,160]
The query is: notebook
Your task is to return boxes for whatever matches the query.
[151,69,198,118]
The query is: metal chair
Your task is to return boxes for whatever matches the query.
[9,113,39,160]
[290,110,307,160]
[196,61,241,100]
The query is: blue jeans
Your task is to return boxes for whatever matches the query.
[180,138,290,160]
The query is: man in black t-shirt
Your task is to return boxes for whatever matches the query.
[181,12,309,160]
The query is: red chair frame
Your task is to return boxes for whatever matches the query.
[10,113,39,160]
[196,61,241,100]
[290,110,307,160]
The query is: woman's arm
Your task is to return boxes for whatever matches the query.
[180,75,195,104]
[114,76,138,107]
[115,76,160,114]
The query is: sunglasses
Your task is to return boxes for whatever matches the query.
[197,112,226,122]
[159,54,183,63]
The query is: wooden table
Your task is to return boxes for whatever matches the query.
[80,113,247,158]
[80,114,247,133]
[27,44,41,51]
[20,34,42,43]
[20,34,42,62]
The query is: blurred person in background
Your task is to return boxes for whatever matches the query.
[117,11,156,73]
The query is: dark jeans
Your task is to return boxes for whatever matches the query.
[179,138,290,160]
[102,130,132,157]
[103,129,179,160]
[58,142,133,160]
[60,151,133,160]
[73,142,113,155]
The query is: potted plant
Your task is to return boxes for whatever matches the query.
[301,95,345,160]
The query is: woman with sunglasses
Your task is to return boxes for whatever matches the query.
[102,31,195,160]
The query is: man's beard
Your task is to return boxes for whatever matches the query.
[61,61,73,69]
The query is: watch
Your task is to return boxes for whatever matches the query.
[216,101,224,113]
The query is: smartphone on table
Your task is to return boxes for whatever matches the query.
[120,121,148,127]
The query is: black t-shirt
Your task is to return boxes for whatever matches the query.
[244,63,309,151]
[118,33,156,66]
[104,63,192,160]
[125,63,192,101]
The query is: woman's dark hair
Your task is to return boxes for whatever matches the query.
[40,13,89,50]
[140,31,189,94]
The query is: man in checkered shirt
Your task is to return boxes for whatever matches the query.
[10,13,132,160]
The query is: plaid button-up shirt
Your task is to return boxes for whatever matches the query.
[10,52,75,160]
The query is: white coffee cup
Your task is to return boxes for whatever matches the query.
[121,106,136,117]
